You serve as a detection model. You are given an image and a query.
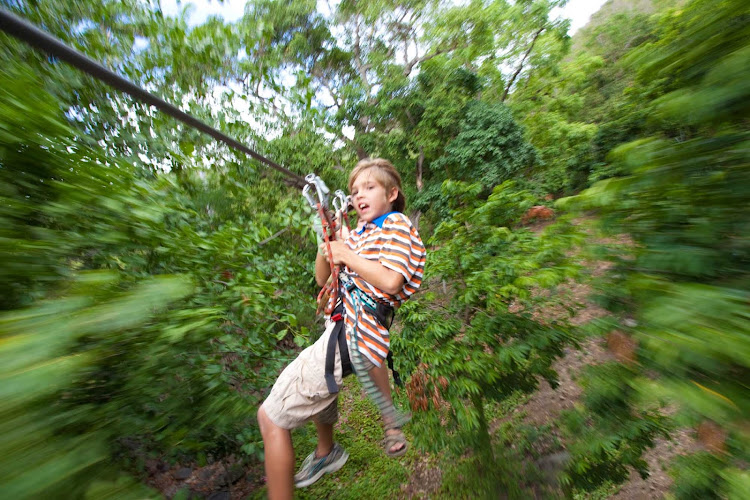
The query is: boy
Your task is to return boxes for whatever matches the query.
[257,158,426,499]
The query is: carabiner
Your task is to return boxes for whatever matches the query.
[332,190,351,215]
[302,183,318,209]
[304,173,330,208]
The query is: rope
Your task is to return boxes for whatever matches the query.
[0,7,308,190]
[315,202,340,315]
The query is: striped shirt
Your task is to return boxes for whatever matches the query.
[341,212,426,367]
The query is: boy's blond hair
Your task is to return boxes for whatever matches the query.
[348,158,406,213]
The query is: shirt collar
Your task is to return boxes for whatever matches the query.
[357,211,398,234]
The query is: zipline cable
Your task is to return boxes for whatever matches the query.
[0,7,308,190]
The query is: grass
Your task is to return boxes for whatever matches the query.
[249,376,414,499]
[247,378,578,499]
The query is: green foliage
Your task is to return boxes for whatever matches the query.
[510,2,666,193]
[395,180,582,494]
[0,272,191,499]
[432,101,537,190]
[559,363,669,491]
[0,51,318,497]
[558,0,750,494]
[5,0,748,497]
[669,452,727,500]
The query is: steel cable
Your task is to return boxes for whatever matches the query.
[0,7,308,189]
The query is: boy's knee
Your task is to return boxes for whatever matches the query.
[258,404,271,436]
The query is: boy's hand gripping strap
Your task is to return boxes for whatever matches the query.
[303,174,346,316]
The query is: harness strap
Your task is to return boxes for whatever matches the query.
[387,352,402,387]
[323,277,403,396]
[324,303,351,394]
[340,275,403,388]
[346,284,410,429]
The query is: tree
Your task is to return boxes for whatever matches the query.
[432,101,537,189]
[395,180,581,494]
[559,0,750,495]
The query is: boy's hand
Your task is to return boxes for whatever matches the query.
[320,240,352,266]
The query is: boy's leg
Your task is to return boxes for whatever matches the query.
[258,405,294,500]
[367,362,406,454]
[314,420,334,458]
[294,399,349,488]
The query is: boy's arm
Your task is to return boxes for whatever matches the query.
[315,251,332,287]
[322,241,405,295]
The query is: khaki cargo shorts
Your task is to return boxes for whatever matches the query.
[261,316,373,430]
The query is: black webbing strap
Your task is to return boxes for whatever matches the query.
[387,352,403,388]
[324,303,351,394]
[373,302,404,388]
[345,279,404,389]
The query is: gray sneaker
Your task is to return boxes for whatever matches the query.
[294,443,349,488]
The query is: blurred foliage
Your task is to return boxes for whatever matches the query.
[2,0,749,497]
[558,0,750,495]
[0,50,317,498]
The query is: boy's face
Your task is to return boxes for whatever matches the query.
[350,170,398,222]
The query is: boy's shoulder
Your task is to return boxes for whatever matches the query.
[380,211,412,228]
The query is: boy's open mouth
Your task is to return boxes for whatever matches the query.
[358,203,369,211]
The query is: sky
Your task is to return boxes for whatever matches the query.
[160,0,610,35]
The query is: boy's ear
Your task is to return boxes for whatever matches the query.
[387,187,399,204]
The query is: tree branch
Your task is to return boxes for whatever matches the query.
[402,41,460,77]
[352,16,372,93]
[502,26,545,102]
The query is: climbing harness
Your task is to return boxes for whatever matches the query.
[344,277,410,429]
[339,273,402,385]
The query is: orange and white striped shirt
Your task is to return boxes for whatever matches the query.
[341,212,426,367]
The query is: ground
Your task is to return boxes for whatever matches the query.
[145,219,699,499]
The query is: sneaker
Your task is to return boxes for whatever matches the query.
[294,443,349,488]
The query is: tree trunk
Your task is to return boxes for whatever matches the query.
[416,145,424,192]
[471,393,494,464]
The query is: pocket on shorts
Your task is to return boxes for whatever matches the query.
[295,357,331,401]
